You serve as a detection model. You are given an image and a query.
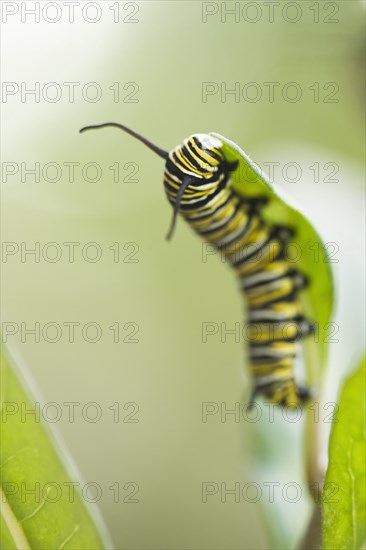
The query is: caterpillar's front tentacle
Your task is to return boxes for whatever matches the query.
[165,175,196,241]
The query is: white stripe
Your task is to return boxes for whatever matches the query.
[248,309,296,321]
[241,268,285,288]
[185,190,233,219]
[231,235,267,264]
[217,221,249,248]
[250,345,297,358]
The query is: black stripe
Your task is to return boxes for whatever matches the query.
[249,291,300,310]
[168,178,229,211]
[254,378,294,391]
[230,223,296,268]
[248,309,301,322]
[246,274,308,309]
[216,208,256,251]
[249,347,296,360]
[192,136,222,162]
[185,192,235,221]
[247,320,314,344]
[241,268,297,290]
[197,200,243,236]
[182,144,206,171]
[230,224,273,266]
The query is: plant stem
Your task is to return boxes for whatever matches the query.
[298,502,322,550]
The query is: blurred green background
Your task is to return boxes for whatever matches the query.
[1,1,365,548]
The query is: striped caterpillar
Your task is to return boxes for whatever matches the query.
[80,123,314,407]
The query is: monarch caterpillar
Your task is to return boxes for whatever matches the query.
[80,122,314,408]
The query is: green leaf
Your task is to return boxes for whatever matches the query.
[321,357,366,550]
[0,348,110,550]
[211,133,334,383]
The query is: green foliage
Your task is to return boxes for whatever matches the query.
[0,349,107,550]
[211,133,334,383]
[322,357,366,550]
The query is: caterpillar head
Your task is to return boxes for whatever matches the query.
[79,123,237,239]
[183,134,224,174]
[179,134,239,180]
[167,134,225,183]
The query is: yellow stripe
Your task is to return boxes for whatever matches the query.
[246,278,294,307]
[247,321,300,342]
[188,137,221,166]
[260,261,290,276]
[270,341,297,354]
[251,365,293,377]
[202,212,248,243]
[270,302,302,316]
[223,218,262,255]
[235,240,282,276]
[174,148,207,177]
[184,140,212,169]
[190,201,238,229]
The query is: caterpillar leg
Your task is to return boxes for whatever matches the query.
[226,160,239,172]
[248,379,312,409]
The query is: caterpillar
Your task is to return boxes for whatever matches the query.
[80,122,314,407]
